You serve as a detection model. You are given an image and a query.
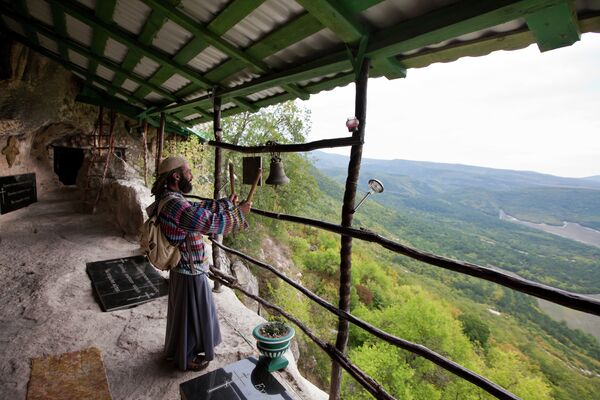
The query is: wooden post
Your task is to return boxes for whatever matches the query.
[142,120,148,186]
[155,112,165,177]
[212,96,224,292]
[329,58,370,400]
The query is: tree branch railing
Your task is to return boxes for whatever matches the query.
[249,208,600,316]
[208,267,396,400]
[210,239,521,399]
[206,136,361,153]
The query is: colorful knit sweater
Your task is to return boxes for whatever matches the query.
[156,191,248,275]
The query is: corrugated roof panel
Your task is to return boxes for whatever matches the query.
[104,38,128,63]
[401,19,525,56]
[68,49,89,69]
[2,16,26,37]
[362,0,459,30]
[121,79,139,93]
[72,71,86,80]
[66,14,93,46]
[152,19,193,55]
[26,0,53,26]
[177,0,229,23]
[221,68,260,88]
[183,113,202,121]
[144,92,165,102]
[221,102,237,111]
[223,0,303,48]
[115,93,129,102]
[75,0,96,10]
[245,87,285,102]
[161,74,191,92]
[132,56,160,78]
[113,0,151,35]
[264,28,340,70]
[183,89,209,102]
[296,71,351,87]
[37,33,59,54]
[187,46,228,72]
[96,64,115,81]
[92,82,107,91]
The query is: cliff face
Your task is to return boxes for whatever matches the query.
[0,40,150,235]
[0,38,325,399]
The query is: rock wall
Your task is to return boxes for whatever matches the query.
[0,40,151,235]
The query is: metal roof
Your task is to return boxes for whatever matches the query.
[1,0,599,135]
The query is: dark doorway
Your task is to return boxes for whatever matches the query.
[53,147,84,185]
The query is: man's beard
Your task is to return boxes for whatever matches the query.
[180,176,193,193]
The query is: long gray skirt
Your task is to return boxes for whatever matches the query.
[164,271,222,371]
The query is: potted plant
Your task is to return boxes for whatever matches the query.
[252,320,295,372]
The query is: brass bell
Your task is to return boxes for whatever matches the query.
[265,156,290,185]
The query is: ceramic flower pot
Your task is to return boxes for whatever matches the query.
[252,322,295,372]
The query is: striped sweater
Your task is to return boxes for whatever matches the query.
[156,191,248,275]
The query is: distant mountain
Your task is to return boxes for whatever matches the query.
[584,175,600,183]
[310,151,600,193]
[310,151,600,232]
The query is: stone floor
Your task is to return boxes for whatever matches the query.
[0,187,326,399]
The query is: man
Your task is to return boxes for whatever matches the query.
[148,156,251,371]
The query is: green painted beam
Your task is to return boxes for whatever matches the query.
[232,98,259,113]
[135,0,265,99]
[371,57,407,79]
[45,0,213,89]
[88,0,116,76]
[14,0,39,45]
[164,0,573,115]
[281,83,310,100]
[141,0,269,73]
[367,0,568,59]
[0,7,177,103]
[50,3,69,61]
[295,0,365,42]
[525,1,580,51]
[162,53,351,114]
[110,10,168,95]
[4,30,149,109]
[78,86,196,138]
[201,1,383,85]
[186,72,356,125]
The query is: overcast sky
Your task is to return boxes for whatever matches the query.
[305,33,600,178]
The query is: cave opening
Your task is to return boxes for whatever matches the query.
[53,146,84,185]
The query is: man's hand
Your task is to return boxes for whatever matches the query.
[229,193,238,205]
[239,200,252,215]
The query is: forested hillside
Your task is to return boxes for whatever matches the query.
[185,103,599,399]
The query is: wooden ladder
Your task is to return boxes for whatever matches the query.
[83,107,116,213]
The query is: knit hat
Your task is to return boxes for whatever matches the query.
[158,156,187,175]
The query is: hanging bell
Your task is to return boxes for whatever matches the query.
[265,156,290,185]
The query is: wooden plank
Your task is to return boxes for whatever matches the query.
[371,57,407,79]
[296,0,365,42]
[525,1,580,51]
[50,4,69,60]
[367,0,567,59]
[14,0,39,45]
[0,8,177,101]
[135,0,265,99]
[142,0,269,72]
[45,0,213,89]
[110,9,168,94]
[87,0,116,76]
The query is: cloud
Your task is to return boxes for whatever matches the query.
[306,34,600,178]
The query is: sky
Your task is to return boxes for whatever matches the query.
[304,33,600,178]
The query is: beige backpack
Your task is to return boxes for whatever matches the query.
[140,196,181,270]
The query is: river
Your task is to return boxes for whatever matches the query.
[498,210,600,340]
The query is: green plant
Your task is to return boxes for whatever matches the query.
[259,321,290,338]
